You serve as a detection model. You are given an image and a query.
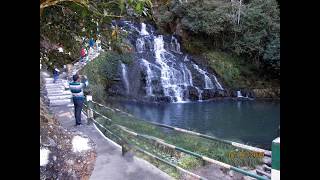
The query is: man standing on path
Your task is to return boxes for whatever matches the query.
[69,74,88,126]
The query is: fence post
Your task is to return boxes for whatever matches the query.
[86,95,93,125]
[271,137,280,180]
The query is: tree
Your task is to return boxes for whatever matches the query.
[40,0,154,69]
[232,0,279,70]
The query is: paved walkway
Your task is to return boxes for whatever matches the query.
[42,53,172,180]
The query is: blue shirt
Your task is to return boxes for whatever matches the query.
[89,38,95,47]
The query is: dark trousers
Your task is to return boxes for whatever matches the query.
[73,98,84,125]
[53,74,59,83]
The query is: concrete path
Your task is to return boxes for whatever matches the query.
[50,105,172,180]
[42,56,172,180]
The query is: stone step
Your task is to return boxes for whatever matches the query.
[67,104,74,107]
[50,102,72,107]
[46,85,65,89]
[46,84,65,89]
[41,72,50,77]
[50,99,72,106]
[46,81,63,84]
[48,94,72,100]
[47,91,72,96]
[44,78,53,81]
[46,85,65,88]
[46,89,65,93]
[46,83,65,87]
[48,93,72,98]
[45,77,63,81]
[46,87,65,91]
[48,80,69,85]
[50,98,72,103]
[46,89,66,93]
[47,93,72,99]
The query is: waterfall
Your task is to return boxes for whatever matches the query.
[237,90,243,98]
[213,75,224,90]
[140,23,149,36]
[180,63,193,86]
[192,64,214,89]
[171,36,182,54]
[237,90,253,99]
[120,63,130,94]
[154,35,184,102]
[136,37,145,53]
[195,87,203,101]
[113,21,225,102]
[184,55,189,62]
[141,59,154,96]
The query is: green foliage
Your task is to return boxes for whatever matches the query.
[232,0,280,70]
[155,0,280,78]
[182,35,211,54]
[204,50,276,88]
[179,1,233,36]
[40,0,153,68]
[82,51,133,102]
[205,51,242,88]
[263,34,280,76]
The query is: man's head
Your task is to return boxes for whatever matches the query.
[73,74,80,82]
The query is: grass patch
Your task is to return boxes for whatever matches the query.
[178,155,202,170]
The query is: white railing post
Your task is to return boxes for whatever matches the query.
[271,137,280,180]
[86,95,93,125]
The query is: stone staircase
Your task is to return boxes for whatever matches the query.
[44,77,73,107]
[43,48,102,108]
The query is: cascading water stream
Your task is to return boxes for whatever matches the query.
[171,36,182,54]
[136,38,145,53]
[140,59,154,96]
[195,87,203,101]
[192,64,214,89]
[213,75,224,90]
[140,23,149,36]
[154,35,184,102]
[237,90,243,98]
[120,63,130,95]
